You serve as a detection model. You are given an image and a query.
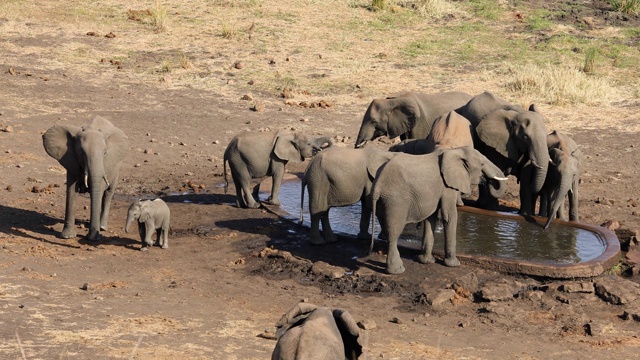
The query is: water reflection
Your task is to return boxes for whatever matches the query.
[268,181,606,264]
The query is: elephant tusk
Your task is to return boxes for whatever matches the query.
[84,174,89,189]
[103,176,110,188]
[355,141,367,148]
[493,176,509,181]
[531,161,544,170]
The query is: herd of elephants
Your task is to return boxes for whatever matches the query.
[41,90,582,359]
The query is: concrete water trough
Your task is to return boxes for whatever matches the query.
[259,174,620,279]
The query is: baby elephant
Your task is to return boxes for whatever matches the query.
[125,199,171,251]
[272,303,364,360]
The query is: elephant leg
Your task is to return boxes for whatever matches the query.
[568,179,579,221]
[418,216,437,264]
[234,167,259,208]
[556,198,566,221]
[321,211,337,243]
[309,212,326,245]
[231,176,247,208]
[441,199,460,267]
[539,191,549,217]
[138,224,148,251]
[267,163,285,206]
[357,198,372,240]
[100,183,116,231]
[386,230,405,275]
[143,222,154,247]
[61,173,78,239]
[161,226,169,249]
[518,182,535,216]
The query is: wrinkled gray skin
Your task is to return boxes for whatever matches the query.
[42,116,128,241]
[538,131,582,229]
[354,91,472,148]
[301,146,398,245]
[224,131,332,208]
[457,91,550,215]
[272,303,363,360]
[371,147,508,274]
[125,199,171,250]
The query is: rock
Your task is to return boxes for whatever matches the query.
[240,93,254,101]
[622,305,640,322]
[594,275,639,305]
[252,102,265,112]
[357,319,376,330]
[2,125,13,132]
[300,117,309,122]
[625,249,640,264]
[233,61,244,69]
[311,261,344,279]
[390,317,403,324]
[247,79,255,85]
[479,283,515,302]
[105,32,116,38]
[585,320,614,336]
[601,220,620,231]
[258,330,277,340]
[452,272,478,293]
[80,283,89,291]
[560,282,594,293]
[5,185,13,191]
[426,289,456,310]
[144,149,152,154]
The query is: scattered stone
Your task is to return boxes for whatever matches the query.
[233,61,244,69]
[358,319,378,330]
[311,261,344,279]
[86,31,99,36]
[105,32,116,38]
[179,141,186,146]
[625,249,640,265]
[594,275,639,305]
[8,67,16,75]
[22,267,31,272]
[560,282,594,293]
[212,140,220,145]
[81,283,89,291]
[1,125,14,133]
[479,283,515,302]
[134,163,141,167]
[426,289,456,310]
[144,149,152,154]
[226,79,235,85]
[281,88,294,99]
[169,281,178,288]
[150,138,158,143]
[300,117,309,122]
[241,93,254,101]
[622,305,640,322]
[6,185,13,191]
[600,220,620,231]
[585,320,614,336]
[252,102,266,112]
[390,317,403,324]
[247,79,255,85]
[258,330,277,340]
[452,272,479,293]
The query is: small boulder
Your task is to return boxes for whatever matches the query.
[594,275,639,305]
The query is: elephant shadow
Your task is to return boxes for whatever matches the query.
[0,204,81,249]
[215,217,369,271]
[161,193,237,206]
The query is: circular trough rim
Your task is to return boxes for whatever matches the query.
[260,174,621,279]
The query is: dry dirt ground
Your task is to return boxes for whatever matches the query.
[1,1,640,359]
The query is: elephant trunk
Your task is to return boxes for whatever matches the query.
[87,154,105,241]
[125,211,135,233]
[482,163,508,199]
[529,140,550,194]
[354,124,376,148]
[543,175,572,230]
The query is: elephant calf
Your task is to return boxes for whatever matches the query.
[271,303,364,360]
[125,199,171,251]
[224,131,332,208]
[538,131,583,229]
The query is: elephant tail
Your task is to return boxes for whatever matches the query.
[369,185,380,256]
[223,156,229,194]
[299,178,306,225]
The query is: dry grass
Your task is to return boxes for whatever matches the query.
[502,62,617,106]
[150,1,168,33]
[609,0,640,15]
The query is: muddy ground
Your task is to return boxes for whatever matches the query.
[2,1,640,359]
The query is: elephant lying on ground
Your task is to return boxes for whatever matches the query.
[42,115,128,241]
[224,131,332,208]
[538,131,582,229]
[354,91,472,148]
[301,146,398,245]
[457,91,550,215]
[371,146,507,274]
[272,303,364,360]
[125,199,171,250]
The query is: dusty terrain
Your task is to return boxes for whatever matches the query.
[1,1,640,359]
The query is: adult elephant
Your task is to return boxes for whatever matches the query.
[457,91,550,215]
[224,131,332,208]
[538,131,582,229]
[301,146,398,245]
[371,146,508,274]
[272,303,363,360]
[354,91,472,148]
[42,115,128,241]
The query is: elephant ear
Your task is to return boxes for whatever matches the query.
[139,202,152,223]
[366,150,395,179]
[475,109,519,161]
[87,116,129,168]
[529,103,540,113]
[440,149,472,194]
[42,124,82,172]
[387,95,420,139]
[274,134,302,163]
[275,303,318,339]
[332,308,363,359]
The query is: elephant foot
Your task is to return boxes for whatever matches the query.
[418,254,436,264]
[386,263,405,275]
[378,232,388,241]
[140,247,148,252]
[61,227,77,239]
[247,202,261,209]
[100,225,108,231]
[161,245,168,249]
[266,197,281,206]
[356,232,371,240]
[444,257,460,267]
[310,235,327,246]
[325,233,338,244]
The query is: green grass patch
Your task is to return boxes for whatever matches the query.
[525,9,555,31]
[608,0,640,15]
[467,0,503,20]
